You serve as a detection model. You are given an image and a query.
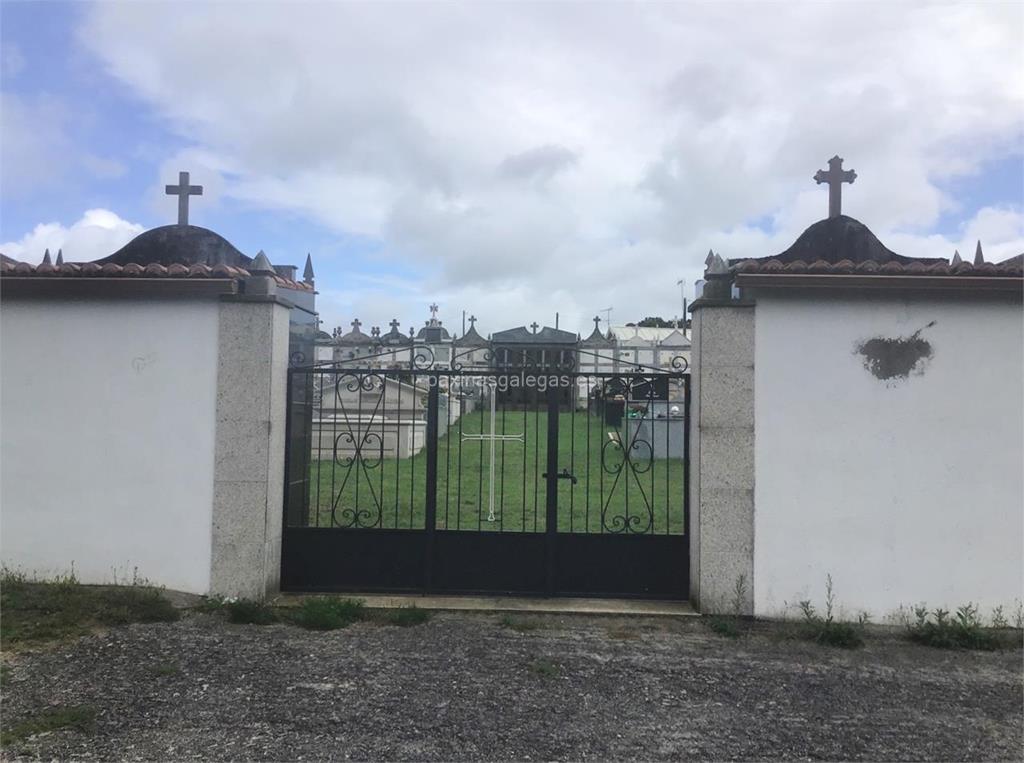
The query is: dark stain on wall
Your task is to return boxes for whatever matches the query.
[856,321,936,382]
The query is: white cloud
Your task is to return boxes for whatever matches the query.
[0,209,144,264]
[68,2,1024,333]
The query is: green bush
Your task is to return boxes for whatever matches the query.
[385,605,431,627]
[907,604,1010,650]
[226,599,277,625]
[295,597,366,630]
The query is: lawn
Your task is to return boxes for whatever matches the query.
[302,409,685,534]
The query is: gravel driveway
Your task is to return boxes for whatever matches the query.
[2,611,1021,761]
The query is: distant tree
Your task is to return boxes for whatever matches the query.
[635,317,676,328]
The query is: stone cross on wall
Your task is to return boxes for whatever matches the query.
[351,318,362,332]
[469,315,477,328]
[593,315,601,330]
[389,318,401,331]
[814,156,856,219]
[165,171,203,226]
[530,322,539,334]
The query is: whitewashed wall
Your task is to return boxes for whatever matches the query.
[1,299,220,594]
[754,294,1023,619]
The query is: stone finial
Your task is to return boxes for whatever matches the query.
[371,326,381,338]
[974,240,984,265]
[250,250,275,274]
[409,326,415,337]
[42,248,52,265]
[707,252,730,275]
[952,249,962,265]
[303,253,315,283]
[705,249,715,268]
[55,249,64,266]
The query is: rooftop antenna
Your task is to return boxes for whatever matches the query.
[600,307,613,329]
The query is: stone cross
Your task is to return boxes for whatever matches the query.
[814,156,856,219]
[429,303,439,319]
[389,318,401,331]
[468,315,477,328]
[165,171,203,226]
[530,322,539,334]
[593,315,601,330]
[351,318,362,332]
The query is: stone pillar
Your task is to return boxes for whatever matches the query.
[689,285,756,614]
[209,280,291,599]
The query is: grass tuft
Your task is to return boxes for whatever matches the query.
[294,597,366,631]
[529,657,559,677]
[706,615,742,639]
[148,662,181,677]
[226,599,278,625]
[1,571,178,648]
[906,604,1017,650]
[384,605,431,627]
[500,614,542,633]
[0,705,97,747]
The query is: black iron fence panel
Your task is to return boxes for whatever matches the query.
[282,364,689,598]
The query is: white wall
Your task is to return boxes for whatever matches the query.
[1,299,220,594]
[754,294,1023,619]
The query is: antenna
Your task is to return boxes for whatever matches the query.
[600,307,613,328]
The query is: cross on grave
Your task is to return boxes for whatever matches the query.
[389,318,401,331]
[351,318,362,332]
[429,303,439,319]
[814,156,856,219]
[468,315,477,328]
[593,315,601,330]
[530,322,539,334]
[165,171,203,226]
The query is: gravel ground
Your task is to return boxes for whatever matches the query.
[1,611,1021,761]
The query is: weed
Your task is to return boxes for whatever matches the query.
[706,615,741,638]
[990,605,1007,629]
[384,605,430,627]
[907,603,1013,650]
[705,574,749,639]
[0,572,178,648]
[148,662,181,677]
[500,614,542,633]
[226,599,277,625]
[0,664,9,688]
[797,575,864,649]
[194,595,230,614]
[0,705,97,747]
[294,597,366,631]
[529,658,559,677]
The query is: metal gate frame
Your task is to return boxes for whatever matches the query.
[280,365,690,599]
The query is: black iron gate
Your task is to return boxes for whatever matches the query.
[281,360,689,599]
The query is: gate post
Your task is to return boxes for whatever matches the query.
[423,378,440,591]
[689,268,756,615]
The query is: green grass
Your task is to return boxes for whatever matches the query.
[226,599,278,625]
[148,662,181,677]
[305,410,685,533]
[0,571,179,648]
[1,705,97,747]
[294,597,366,630]
[500,614,543,633]
[384,605,431,627]
[529,657,559,677]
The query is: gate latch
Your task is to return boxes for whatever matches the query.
[543,468,578,485]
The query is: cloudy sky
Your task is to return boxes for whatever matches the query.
[2,1,1021,336]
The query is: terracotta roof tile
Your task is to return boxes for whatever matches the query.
[733,257,1023,278]
[0,259,314,291]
